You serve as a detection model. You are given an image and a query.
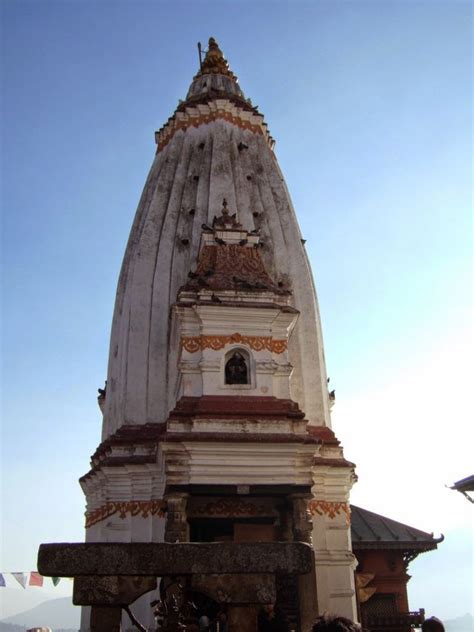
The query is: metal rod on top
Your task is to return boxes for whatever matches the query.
[197,42,203,69]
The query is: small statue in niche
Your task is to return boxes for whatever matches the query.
[225,351,248,384]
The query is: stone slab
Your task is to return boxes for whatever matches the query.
[191,573,275,604]
[73,575,157,605]
[38,542,313,577]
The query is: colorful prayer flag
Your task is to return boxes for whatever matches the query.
[12,572,28,589]
[52,576,61,586]
[29,572,44,587]
[0,573,5,587]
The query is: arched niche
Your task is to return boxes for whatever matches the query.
[223,347,253,388]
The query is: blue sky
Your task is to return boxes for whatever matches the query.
[1,0,472,621]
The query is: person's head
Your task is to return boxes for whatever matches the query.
[312,613,360,632]
[422,617,445,632]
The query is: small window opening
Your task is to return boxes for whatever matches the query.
[225,351,249,385]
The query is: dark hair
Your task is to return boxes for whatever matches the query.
[312,613,360,632]
[422,617,445,632]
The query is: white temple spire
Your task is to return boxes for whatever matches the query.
[81,39,357,630]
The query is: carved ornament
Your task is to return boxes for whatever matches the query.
[184,242,287,294]
[307,500,351,525]
[192,498,271,518]
[212,198,242,229]
[181,333,287,354]
[85,500,167,528]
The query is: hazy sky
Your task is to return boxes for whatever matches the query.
[2,0,473,621]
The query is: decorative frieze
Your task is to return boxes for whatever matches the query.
[85,500,167,528]
[308,500,351,524]
[183,241,286,295]
[181,333,287,354]
[156,102,274,152]
[190,498,272,518]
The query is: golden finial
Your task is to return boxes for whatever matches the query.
[198,37,236,79]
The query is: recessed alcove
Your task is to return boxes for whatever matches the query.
[223,347,253,389]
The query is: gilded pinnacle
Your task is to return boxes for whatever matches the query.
[198,37,236,79]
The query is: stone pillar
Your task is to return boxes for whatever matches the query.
[310,466,358,620]
[278,502,294,542]
[80,605,91,632]
[291,494,313,544]
[90,606,122,631]
[164,493,189,542]
[291,494,318,630]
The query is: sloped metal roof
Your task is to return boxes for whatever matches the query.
[450,474,474,492]
[351,505,443,550]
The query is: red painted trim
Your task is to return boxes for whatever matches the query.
[89,423,166,461]
[170,395,305,420]
[164,431,323,445]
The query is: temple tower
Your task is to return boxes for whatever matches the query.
[80,38,357,630]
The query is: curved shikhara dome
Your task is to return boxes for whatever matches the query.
[103,39,331,439]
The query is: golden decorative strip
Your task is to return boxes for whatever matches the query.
[181,333,287,354]
[308,500,351,525]
[85,500,166,528]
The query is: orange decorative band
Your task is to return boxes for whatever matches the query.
[85,500,167,528]
[308,500,351,525]
[156,107,274,152]
[181,333,287,354]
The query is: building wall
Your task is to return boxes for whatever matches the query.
[355,550,410,615]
